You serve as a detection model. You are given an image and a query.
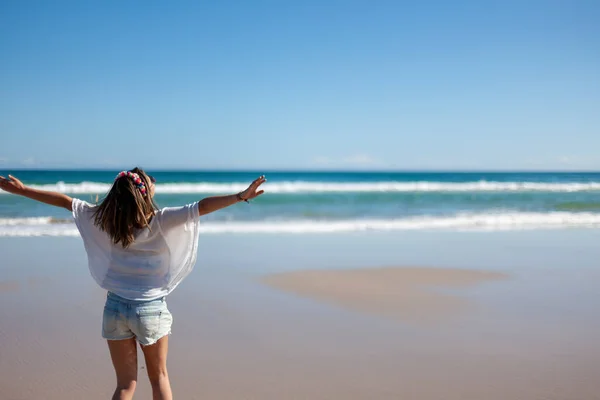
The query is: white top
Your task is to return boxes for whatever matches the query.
[72,198,201,301]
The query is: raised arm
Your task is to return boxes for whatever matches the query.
[0,175,73,211]
[198,175,266,216]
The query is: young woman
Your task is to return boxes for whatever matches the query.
[0,168,266,400]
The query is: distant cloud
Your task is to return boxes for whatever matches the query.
[312,156,334,166]
[558,156,572,164]
[557,156,600,170]
[21,157,37,166]
[525,155,600,170]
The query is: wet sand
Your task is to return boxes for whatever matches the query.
[1,233,599,399]
[262,267,509,324]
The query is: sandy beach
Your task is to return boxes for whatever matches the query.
[1,231,600,399]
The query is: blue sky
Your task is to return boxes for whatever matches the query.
[1,0,599,170]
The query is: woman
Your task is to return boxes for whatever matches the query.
[0,168,266,400]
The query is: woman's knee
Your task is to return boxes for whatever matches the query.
[114,379,137,398]
[147,369,168,386]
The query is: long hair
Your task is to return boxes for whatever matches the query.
[92,167,157,248]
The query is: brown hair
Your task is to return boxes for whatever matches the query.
[93,167,157,248]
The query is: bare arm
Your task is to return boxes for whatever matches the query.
[198,194,243,216]
[0,175,73,211]
[198,175,266,216]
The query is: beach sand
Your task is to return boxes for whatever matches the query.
[1,232,599,399]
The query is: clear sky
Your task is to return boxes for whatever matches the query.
[1,0,599,171]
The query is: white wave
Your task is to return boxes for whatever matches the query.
[2,212,600,237]
[2,180,600,194]
[0,217,55,226]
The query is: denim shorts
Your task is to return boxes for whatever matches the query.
[102,292,173,346]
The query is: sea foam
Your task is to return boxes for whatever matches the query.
[2,212,600,236]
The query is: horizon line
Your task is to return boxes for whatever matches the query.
[2,167,600,174]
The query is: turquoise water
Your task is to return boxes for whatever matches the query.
[1,170,600,235]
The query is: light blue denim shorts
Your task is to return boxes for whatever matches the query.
[102,292,173,346]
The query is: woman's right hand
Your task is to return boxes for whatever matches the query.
[239,175,266,201]
[0,175,26,194]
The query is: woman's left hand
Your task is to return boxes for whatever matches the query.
[240,175,266,201]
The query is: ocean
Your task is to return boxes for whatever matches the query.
[2,170,600,236]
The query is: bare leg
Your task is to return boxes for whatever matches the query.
[141,335,172,400]
[107,338,138,400]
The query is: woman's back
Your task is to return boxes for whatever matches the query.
[73,198,201,301]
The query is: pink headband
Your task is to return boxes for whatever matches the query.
[115,171,147,195]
